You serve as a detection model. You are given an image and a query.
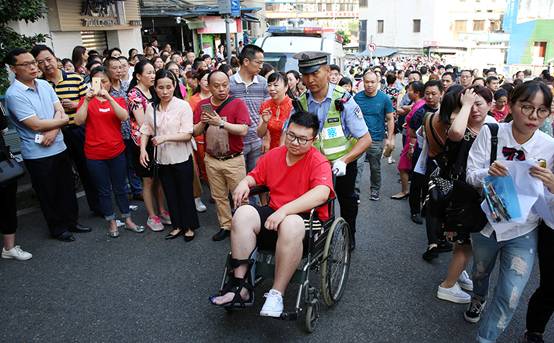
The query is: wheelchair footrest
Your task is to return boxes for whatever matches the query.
[279,311,298,321]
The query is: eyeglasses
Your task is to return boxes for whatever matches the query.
[285,131,314,145]
[15,61,38,68]
[520,104,551,119]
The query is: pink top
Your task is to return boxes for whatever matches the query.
[140,97,194,165]
[405,99,426,126]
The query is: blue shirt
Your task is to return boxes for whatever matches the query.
[5,79,66,159]
[297,84,368,139]
[353,90,394,141]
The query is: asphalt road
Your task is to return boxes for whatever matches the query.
[1,147,551,343]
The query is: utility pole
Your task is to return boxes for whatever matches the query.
[225,15,232,64]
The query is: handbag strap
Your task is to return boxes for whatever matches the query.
[153,105,158,165]
[485,123,499,165]
[214,96,235,113]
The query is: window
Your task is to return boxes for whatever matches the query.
[473,20,485,31]
[490,20,501,32]
[377,20,384,33]
[454,20,467,32]
[413,19,421,32]
[534,42,547,58]
[359,0,368,7]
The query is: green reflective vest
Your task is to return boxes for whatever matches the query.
[298,85,357,162]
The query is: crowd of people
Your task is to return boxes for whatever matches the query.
[1,39,553,343]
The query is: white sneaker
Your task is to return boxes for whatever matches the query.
[260,289,283,318]
[437,282,471,304]
[147,216,165,232]
[195,198,207,213]
[2,246,32,261]
[458,270,474,292]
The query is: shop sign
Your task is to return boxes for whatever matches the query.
[80,0,125,27]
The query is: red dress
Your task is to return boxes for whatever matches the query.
[259,96,293,150]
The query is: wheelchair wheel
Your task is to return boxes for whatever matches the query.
[304,300,320,333]
[320,217,351,307]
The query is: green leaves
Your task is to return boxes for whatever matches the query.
[0,0,47,94]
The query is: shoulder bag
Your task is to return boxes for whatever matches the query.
[443,123,499,233]
[148,105,159,177]
[0,103,24,185]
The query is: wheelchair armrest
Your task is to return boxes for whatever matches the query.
[249,185,269,196]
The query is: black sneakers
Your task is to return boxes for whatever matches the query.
[523,332,545,343]
[422,246,438,261]
[464,297,486,324]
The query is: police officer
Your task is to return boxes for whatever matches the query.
[293,52,372,250]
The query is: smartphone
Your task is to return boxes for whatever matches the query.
[201,104,213,114]
[91,77,101,93]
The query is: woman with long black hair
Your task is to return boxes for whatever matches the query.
[140,69,199,241]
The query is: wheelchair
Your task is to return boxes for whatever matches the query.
[215,186,352,333]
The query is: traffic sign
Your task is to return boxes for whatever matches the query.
[368,43,376,52]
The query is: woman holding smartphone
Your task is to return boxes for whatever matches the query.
[75,67,144,237]
[140,69,199,241]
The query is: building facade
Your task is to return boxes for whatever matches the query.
[358,0,508,67]
[9,0,143,59]
[505,0,554,65]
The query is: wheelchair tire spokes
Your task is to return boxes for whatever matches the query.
[321,218,351,307]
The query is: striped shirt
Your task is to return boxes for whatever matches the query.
[46,69,88,125]
[229,72,269,144]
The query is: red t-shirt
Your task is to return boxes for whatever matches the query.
[248,146,335,221]
[78,97,127,160]
[193,97,251,154]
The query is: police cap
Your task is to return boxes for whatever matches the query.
[293,51,330,74]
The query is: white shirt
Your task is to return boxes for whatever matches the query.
[466,122,554,241]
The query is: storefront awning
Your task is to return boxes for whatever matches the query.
[241,13,260,23]
[354,47,398,58]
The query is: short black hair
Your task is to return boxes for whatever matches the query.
[510,80,553,108]
[442,71,455,80]
[61,58,73,66]
[30,44,55,58]
[4,48,29,66]
[103,57,121,68]
[338,77,352,87]
[460,69,473,76]
[409,70,422,79]
[288,111,320,137]
[386,72,396,85]
[419,66,428,75]
[494,88,508,100]
[408,81,425,98]
[90,66,107,78]
[329,64,340,73]
[486,76,499,84]
[117,56,129,62]
[424,80,444,92]
[267,71,287,86]
[239,44,264,65]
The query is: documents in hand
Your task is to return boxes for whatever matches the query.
[481,160,544,227]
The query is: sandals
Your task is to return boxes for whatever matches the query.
[209,250,257,308]
[209,276,254,308]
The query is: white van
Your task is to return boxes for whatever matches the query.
[254,26,345,72]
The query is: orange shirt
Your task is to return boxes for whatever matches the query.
[259,96,293,150]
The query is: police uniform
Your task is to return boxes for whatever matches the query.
[293,52,369,249]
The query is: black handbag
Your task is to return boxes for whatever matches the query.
[444,123,499,233]
[0,147,25,185]
[0,103,24,186]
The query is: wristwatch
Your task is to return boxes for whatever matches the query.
[219,120,225,129]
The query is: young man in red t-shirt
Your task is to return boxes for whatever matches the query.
[209,111,335,318]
